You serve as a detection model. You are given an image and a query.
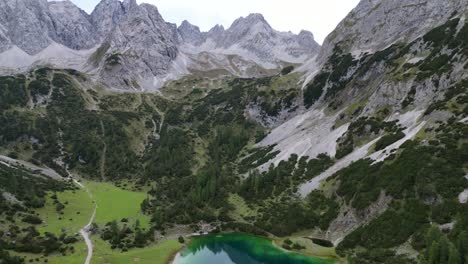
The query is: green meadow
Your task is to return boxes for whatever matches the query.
[84,181,151,228]
[46,238,182,264]
[36,187,94,235]
[17,180,166,264]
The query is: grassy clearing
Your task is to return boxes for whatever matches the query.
[96,239,183,264]
[36,180,150,234]
[274,237,339,260]
[261,72,302,92]
[228,193,257,221]
[9,180,160,264]
[36,188,94,235]
[84,181,151,228]
[43,238,182,264]
[25,181,171,263]
[10,240,89,264]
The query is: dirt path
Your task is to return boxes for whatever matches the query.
[80,191,97,264]
[68,173,97,264]
[72,178,97,264]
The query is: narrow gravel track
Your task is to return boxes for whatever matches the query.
[80,201,97,264]
[72,178,97,264]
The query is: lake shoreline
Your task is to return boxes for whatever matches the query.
[171,232,339,264]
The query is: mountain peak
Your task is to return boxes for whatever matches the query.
[91,0,136,15]
[209,24,225,33]
[48,0,87,16]
[48,0,95,50]
[298,30,315,40]
[179,20,204,45]
[122,0,138,11]
[245,13,266,21]
[229,13,270,30]
[179,20,200,31]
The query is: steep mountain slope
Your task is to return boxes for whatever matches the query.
[252,0,468,262]
[263,0,467,176]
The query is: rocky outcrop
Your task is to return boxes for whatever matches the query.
[94,2,180,90]
[0,0,55,54]
[178,20,204,45]
[48,0,96,50]
[90,0,137,40]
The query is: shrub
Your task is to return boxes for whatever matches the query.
[22,215,43,225]
[178,236,185,244]
[375,131,405,151]
[281,65,295,75]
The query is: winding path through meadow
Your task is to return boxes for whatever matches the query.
[72,178,97,264]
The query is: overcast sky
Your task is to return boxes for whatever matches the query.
[60,0,360,44]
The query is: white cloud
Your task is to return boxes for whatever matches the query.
[63,0,360,44]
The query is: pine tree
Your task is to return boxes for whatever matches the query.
[457,231,468,264]
[448,244,461,264]
[440,236,450,264]
[429,241,440,264]
[426,226,441,246]
[109,220,120,244]
[134,220,146,247]
[425,226,442,260]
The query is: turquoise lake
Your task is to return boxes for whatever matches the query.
[172,233,336,264]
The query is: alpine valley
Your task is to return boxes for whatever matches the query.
[0,0,467,264]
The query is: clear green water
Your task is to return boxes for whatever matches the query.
[173,233,335,264]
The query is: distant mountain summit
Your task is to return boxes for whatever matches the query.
[0,0,319,90]
[179,14,320,68]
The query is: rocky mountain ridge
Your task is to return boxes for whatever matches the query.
[0,0,319,90]
[179,14,320,66]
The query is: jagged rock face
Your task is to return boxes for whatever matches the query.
[98,2,180,90]
[318,0,467,62]
[90,0,137,41]
[0,23,11,52]
[108,3,179,58]
[219,13,275,49]
[206,24,225,43]
[0,0,54,54]
[178,20,204,45]
[48,1,96,50]
[0,0,98,54]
